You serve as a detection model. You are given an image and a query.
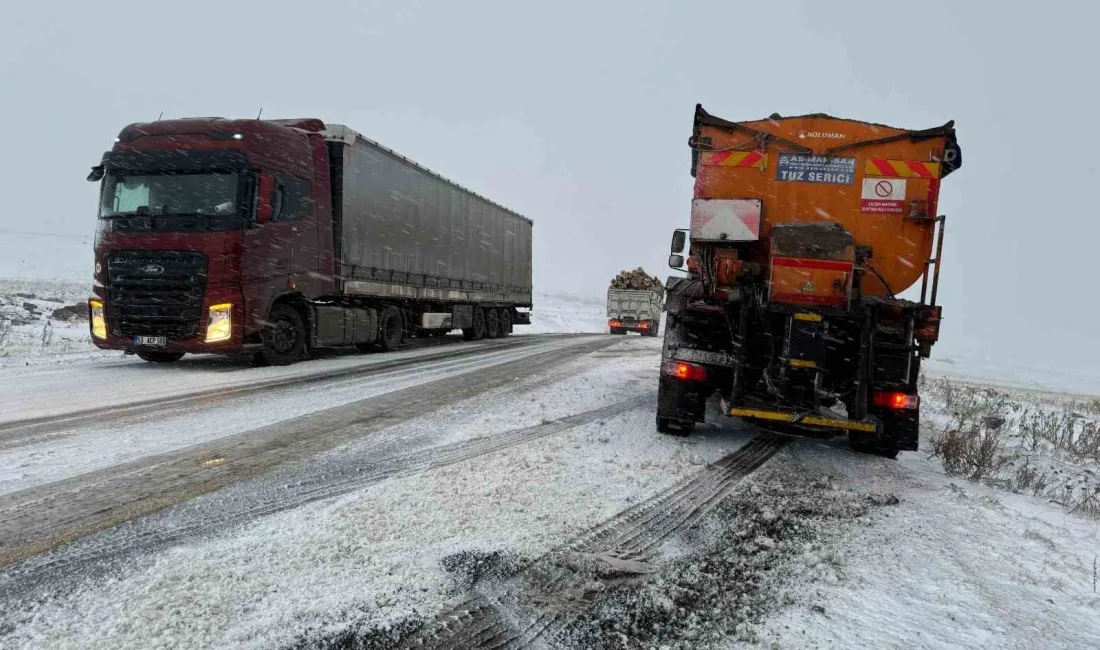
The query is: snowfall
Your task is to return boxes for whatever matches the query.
[0,232,1098,650]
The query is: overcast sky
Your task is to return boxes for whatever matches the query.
[1,0,1096,372]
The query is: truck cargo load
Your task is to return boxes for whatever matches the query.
[324,126,532,305]
[87,117,533,364]
[606,267,664,336]
[607,289,663,336]
[658,104,962,458]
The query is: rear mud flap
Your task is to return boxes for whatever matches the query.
[872,409,919,451]
[658,375,707,423]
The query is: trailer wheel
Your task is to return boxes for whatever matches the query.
[486,308,503,339]
[257,303,306,366]
[137,351,185,363]
[378,306,404,351]
[463,307,486,341]
[500,310,513,336]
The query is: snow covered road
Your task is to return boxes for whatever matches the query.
[0,334,616,565]
[1,330,1098,650]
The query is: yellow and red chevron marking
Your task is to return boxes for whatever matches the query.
[865,158,941,179]
[701,150,765,169]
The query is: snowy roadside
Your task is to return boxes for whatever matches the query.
[752,380,1100,650]
[0,278,120,369]
[524,290,609,334]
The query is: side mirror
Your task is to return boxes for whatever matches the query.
[87,166,105,182]
[671,229,688,254]
[256,172,275,224]
[668,253,685,269]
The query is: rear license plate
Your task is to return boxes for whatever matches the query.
[134,335,167,347]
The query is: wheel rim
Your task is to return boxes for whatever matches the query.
[270,318,298,353]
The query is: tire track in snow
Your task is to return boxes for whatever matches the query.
[391,435,789,650]
[0,336,556,447]
[0,336,618,574]
[0,394,651,596]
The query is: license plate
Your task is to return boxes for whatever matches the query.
[134,335,167,347]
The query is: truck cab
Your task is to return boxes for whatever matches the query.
[87,118,334,364]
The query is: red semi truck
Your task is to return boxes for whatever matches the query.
[86,118,534,364]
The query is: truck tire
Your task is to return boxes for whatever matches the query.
[501,309,513,336]
[486,308,503,339]
[656,414,693,436]
[848,417,901,459]
[611,328,626,335]
[257,303,306,366]
[378,306,403,351]
[849,437,900,459]
[463,307,486,341]
[137,351,185,363]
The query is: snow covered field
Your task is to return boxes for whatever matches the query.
[0,267,1099,649]
[0,231,93,282]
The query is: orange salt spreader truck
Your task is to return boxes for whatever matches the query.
[657,105,961,458]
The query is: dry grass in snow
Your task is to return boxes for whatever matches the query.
[921,375,1100,517]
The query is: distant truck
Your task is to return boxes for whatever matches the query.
[86,118,533,364]
[658,105,961,459]
[606,289,662,336]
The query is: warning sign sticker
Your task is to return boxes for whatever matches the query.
[776,154,856,185]
[860,178,907,214]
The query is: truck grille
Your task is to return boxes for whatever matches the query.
[106,251,208,339]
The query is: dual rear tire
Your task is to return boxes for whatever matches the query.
[463,307,511,341]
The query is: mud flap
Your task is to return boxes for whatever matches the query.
[874,408,919,451]
[657,374,707,424]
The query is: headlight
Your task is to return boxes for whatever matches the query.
[89,300,107,339]
[205,303,233,343]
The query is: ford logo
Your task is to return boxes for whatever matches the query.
[141,264,165,275]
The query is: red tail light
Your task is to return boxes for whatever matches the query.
[638,321,649,329]
[872,391,920,410]
[663,361,707,382]
[608,319,621,328]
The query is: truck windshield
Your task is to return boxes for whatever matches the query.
[100,172,240,219]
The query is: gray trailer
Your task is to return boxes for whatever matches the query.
[323,124,533,340]
[607,288,663,336]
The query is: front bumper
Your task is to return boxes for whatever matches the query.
[89,287,247,355]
